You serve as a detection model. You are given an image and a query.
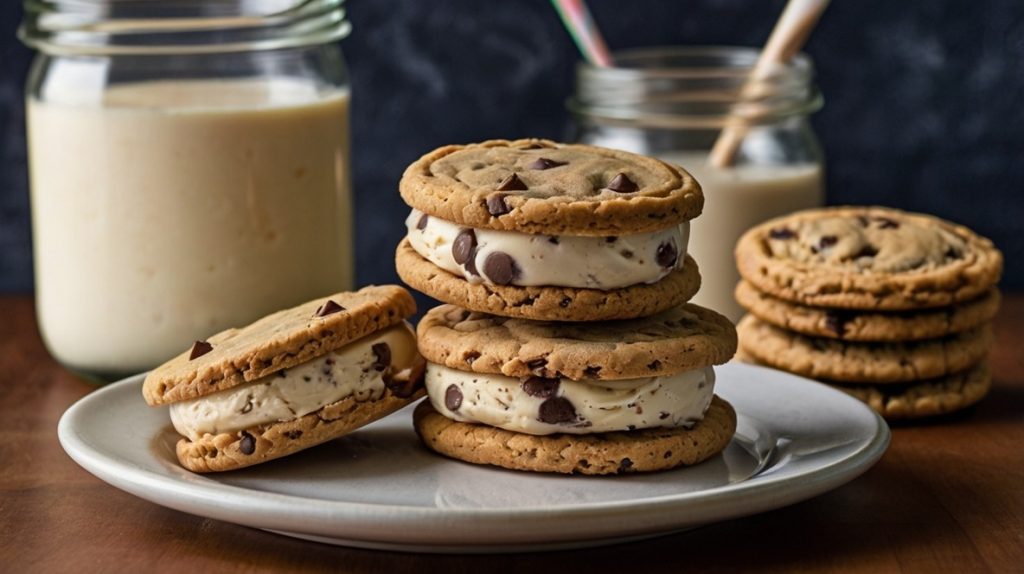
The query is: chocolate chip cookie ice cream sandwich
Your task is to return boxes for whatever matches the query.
[412,303,738,475]
[396,139,704,321]
[142,285,426,472]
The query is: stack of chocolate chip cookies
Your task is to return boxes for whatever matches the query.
[734,207,1003,420]
[395,139,739,474]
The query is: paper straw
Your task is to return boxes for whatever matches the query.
[551,0,614,67]
[708,0,830,168]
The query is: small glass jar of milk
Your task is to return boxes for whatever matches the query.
[571,47,824,322]
[20,1,354,381]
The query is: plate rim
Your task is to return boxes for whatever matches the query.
[58,362,890,543]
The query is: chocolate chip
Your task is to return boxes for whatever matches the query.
[620,250,633,259]
[465,250,480,276]
[189,340,213,360]
[876,217,900,229]
[548,236,560,245]
[818,235,839,250]
[239,432,256,455]
[854,244,879,258]
[464,351,481,365]
[656,242,678,268]
[416,213,429,230]
[485,193,510,216]
[659,411,670,420]
[497,173,528,191]
[559,296,572,308]
[372,342,391,371]
[483,252,518,285]
[315,299,345,317]
[452,229,476,264]
[618,458,634,472]
[769,227,796,240]
[606,172,638,193]
[445,385,463,411]
[385,375,420,399]
[522,377,559,398]
[824,310,854,337]
[538,397,576,424]
[283,430,303,440]
[605,236,618,243]
[526,357,548,371]
[528,157,567,170]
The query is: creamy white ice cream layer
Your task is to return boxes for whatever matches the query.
[170,323,419,440]
[405,209,689,289]
[425,363,715,436]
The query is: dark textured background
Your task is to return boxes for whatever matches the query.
[1,0,1022,293]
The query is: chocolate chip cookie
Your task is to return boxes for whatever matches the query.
[736,281,1001,342]
[736,315,992,384]
[143,285,427,472]
[417,303,737,381]
[829,361,991,420]
[414,396,736,475]
[735,206,1003,310]
[400,138,703,236]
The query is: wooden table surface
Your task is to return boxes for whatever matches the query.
[1,295,1022,573]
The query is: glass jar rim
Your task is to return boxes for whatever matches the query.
[19,0,351,56]
[569,45,823,129]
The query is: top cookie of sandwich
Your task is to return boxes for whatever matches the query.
[417,303,736,381]
[143,285,416,405]
[735,206,1003,310]
[399,139,703,236]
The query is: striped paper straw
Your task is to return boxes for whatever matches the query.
[551,0,614,67]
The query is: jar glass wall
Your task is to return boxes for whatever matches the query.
[571,47,825,321]
[21,1,354,381]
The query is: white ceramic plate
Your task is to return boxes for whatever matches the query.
[59,362,889,553]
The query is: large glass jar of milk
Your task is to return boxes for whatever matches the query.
[20,1,354,381]
[571,47,824,322]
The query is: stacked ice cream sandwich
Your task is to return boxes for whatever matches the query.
[396,139,738,474]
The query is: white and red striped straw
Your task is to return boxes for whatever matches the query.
[551,0,614,67]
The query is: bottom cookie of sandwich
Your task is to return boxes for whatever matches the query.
[412,396,736,475]
[177,388,425,473]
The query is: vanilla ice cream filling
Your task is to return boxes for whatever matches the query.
[405,209,689,289]
[169,323,419,440]
[425,363,715,436]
